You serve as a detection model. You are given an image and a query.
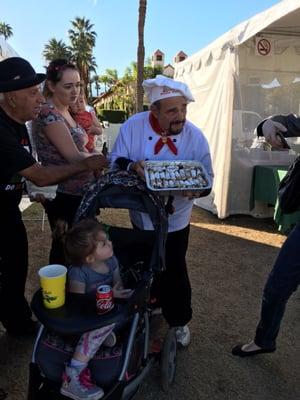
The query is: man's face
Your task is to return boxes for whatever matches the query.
[8,85,44,122]
[151,96,188,135]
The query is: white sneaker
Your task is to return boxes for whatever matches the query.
[60,365,104,400]
[151,307,162,316]
[175,325,191,347]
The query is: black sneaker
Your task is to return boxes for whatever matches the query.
[0,388,7,400]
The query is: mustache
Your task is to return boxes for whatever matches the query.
[171,119,185,125]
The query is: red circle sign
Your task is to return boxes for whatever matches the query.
[257,39,271,56]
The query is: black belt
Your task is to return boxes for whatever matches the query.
[0,182,25,192]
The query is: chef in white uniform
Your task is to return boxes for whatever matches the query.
[110,75,213,347]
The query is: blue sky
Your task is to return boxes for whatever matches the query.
[1,0,280,77]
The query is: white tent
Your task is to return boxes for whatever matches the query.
[175,0,300,218]
[0,36,18,60]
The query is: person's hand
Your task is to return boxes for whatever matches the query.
[183,191,202,200]
[87,125,102,136]
[113,282,133,299]
[262,119,288,149]
[29,193,46,203]
[93,169,103,179]
[129,160,145,179]
[83,154,108,171]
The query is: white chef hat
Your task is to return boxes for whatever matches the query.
[142,75,194,104]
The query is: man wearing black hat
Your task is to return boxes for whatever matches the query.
[0,57,107,336]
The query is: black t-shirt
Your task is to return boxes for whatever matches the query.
[0,107,36,209]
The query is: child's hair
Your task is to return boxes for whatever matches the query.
[63,218,104,266]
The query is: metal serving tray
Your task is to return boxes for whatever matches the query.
[144,160,211,195]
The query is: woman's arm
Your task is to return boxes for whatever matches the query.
[43,121,89,162]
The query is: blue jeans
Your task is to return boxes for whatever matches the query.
[254,223,300,349]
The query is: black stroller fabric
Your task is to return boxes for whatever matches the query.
[35,329,123,387]
[35,328,145,389]
[75,169,168,272]
[31,170,168,398]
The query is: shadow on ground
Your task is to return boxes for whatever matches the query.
[0,204,299,400]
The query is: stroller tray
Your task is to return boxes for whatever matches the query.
[31,290,130,335]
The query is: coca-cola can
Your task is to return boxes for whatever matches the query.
[96,285,114,315]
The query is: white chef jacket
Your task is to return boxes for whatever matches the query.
[110,111,213,232]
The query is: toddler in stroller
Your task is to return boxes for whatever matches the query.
[60,218,133,399]
[28,170,177,400]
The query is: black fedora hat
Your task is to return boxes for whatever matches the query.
[0,57,46,92]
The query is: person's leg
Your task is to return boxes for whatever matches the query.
[73,324,115,363]
[0,210,34,335]
[160,225,192,327]
[61,325,115,400]
[233,224,300,356]
[44,193,82,264]
[254,224,300,348]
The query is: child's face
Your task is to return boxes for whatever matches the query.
[77,94,86,111]
[89,231,113,262]
[70,94,86,114]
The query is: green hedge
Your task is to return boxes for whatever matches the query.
[97,109,126,123]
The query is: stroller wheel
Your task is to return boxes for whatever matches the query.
[160,327,177,392]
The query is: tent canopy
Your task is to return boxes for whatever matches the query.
[175,0,300,218]
[0,36,18,61]
[175,0,300,77]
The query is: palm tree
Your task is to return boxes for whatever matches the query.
[43,38,72,62]
[0,22,13,40]
[103,69,118,87]
[136,0,147,113]
[87,56,98,99]
[99,69,119,92]
[68,17,97,89]
[98,74,110,93]
[124,62,137,80]
[91,74,100,97]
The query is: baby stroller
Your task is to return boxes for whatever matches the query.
[28,170,177,400]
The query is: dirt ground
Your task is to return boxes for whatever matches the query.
[0,204,299,400]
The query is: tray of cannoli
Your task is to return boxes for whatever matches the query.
[144,160,211,195]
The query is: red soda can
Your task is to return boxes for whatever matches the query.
[96,285,114,314]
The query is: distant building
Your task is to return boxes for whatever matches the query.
[174,51,188,64]
[93,49,188,116]
[93,90,114,110]
[151,49,188,78]
[151,49,165,68]
[163,64,175,78]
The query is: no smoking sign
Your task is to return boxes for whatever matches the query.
[255,37,273,56]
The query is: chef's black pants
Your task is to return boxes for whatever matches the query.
[139,224,192,327]
[161,224,192,327]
